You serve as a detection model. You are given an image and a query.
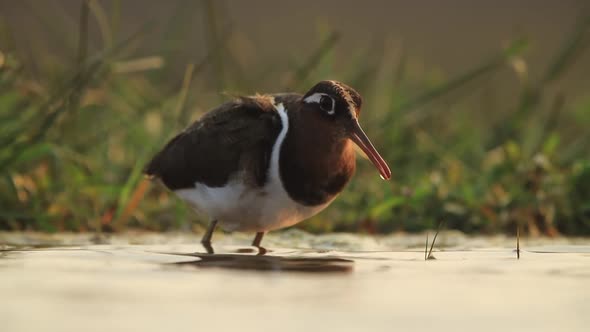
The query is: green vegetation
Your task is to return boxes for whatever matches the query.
[1,2,589,235]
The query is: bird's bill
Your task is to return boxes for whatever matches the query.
[349,120,391,180]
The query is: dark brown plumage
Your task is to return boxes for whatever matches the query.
[144,95,284,190]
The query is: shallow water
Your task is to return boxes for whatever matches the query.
[1,232,589,332]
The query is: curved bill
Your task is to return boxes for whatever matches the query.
[349,120,391,180]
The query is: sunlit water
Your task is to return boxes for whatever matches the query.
[1,231,589,332]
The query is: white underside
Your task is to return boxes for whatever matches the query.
[175,103,334,232]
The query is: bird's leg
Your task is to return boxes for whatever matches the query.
[200,219,218,254]
[251,232,267,255]
[252,232,265,247]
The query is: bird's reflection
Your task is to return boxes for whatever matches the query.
[169,246,353,273]
[201,243,267,255]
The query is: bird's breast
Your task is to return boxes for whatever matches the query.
[279,135,356,206]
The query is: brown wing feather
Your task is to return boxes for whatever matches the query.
[144,96,282,190]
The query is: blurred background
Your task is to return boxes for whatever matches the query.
[0,0,589,236]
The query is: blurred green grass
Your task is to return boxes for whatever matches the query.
[0,1,589,235]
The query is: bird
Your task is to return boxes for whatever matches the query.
[144,80,391,252]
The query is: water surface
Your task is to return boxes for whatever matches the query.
[1,232,588,332]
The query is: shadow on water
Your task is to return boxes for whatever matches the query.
[166,246,354,273]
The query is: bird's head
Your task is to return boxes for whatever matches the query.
[301,80,391,180]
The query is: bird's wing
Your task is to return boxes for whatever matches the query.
[144,96,283,190]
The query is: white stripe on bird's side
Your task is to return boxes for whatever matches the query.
[175,102,332,232]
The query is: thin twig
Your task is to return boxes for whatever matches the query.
[516,225,520,259]
[424,233,429,261]
[427,220,446,260]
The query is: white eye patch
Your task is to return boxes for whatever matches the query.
[303,93,335,115]
[303,92,327,104]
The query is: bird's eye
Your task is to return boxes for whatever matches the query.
[319,95,334,114]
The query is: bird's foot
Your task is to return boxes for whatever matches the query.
[200,240,214,254]
[254,246,267,256]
